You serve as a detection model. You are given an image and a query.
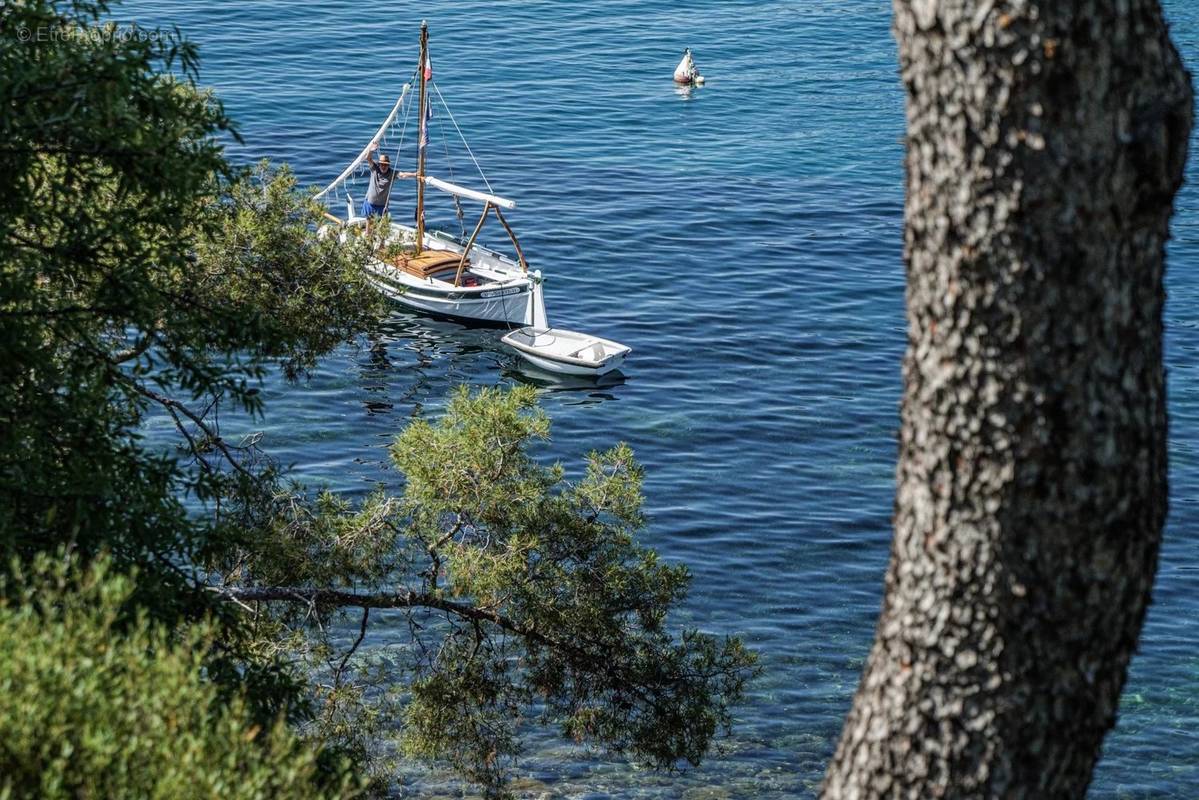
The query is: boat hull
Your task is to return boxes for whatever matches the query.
[513,349,627,376]
[367,266,535,326]
[356,224,539,326]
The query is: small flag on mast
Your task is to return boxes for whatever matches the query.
[418,52,433,151]
[418,98,431,151]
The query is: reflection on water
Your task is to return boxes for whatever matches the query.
[503,363,628,406]
[355,311,501,417]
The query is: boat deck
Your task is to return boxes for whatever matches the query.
[384,249,466,278]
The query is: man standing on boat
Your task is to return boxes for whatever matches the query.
[362,139,394,219]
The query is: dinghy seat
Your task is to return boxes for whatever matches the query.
[572,343,607,362]
[387,249,468,278]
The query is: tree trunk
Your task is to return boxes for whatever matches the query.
[822,2,1192,797]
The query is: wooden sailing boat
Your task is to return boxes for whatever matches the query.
[316,22,546,327]
[316,23,630,376]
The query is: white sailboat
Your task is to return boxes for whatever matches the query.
[317,23,630,377]
[316,22,544,327]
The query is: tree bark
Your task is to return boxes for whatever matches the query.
[823,2,1192,797]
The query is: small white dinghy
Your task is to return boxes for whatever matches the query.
[503,327,631,376]
[501,282,630,376]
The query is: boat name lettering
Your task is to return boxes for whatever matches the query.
[480,287,524,299]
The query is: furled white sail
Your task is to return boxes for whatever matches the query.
[423,175,516,210]
[314,84,411,200]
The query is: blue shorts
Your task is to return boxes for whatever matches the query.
[361,200,388,218]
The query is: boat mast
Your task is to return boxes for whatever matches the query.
[414,21,429,254]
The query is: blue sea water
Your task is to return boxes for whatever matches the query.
[118,1,1199,797]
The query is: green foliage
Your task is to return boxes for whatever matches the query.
[0,553,360,800]
[0,0,384,784]
[1,0,230,596]
[232,387,760,794]
[190,161,385,381]
[0,0,383,615]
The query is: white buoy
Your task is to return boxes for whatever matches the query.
[673,48,704,85]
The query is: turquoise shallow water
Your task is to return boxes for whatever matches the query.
[120,1,1199,796]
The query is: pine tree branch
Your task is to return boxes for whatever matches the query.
[210,584,710,729]
[209,585,539,642]
[334,607,370,689]
[125,382,255,480]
